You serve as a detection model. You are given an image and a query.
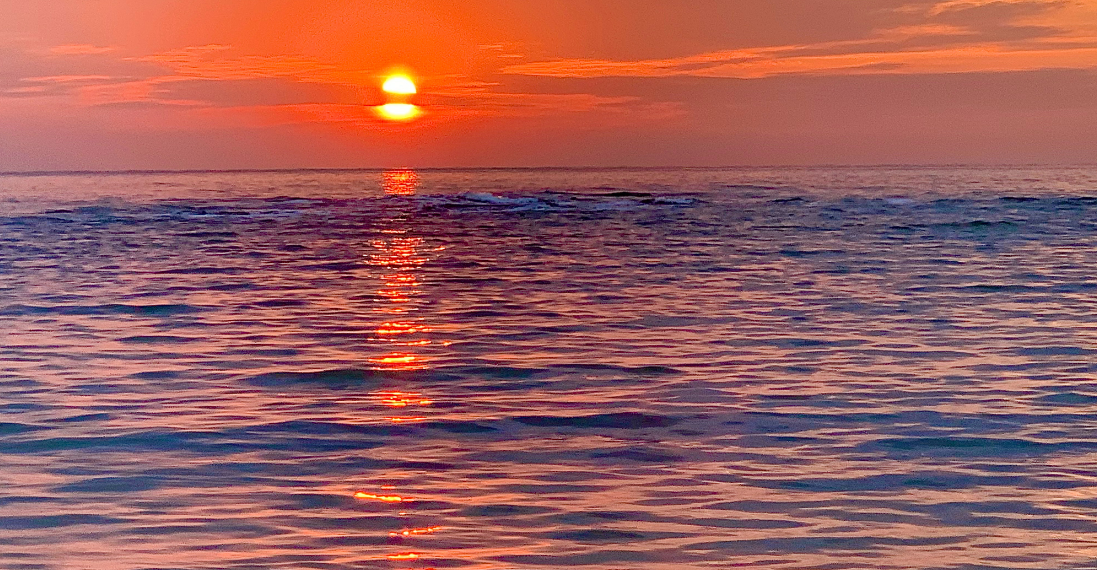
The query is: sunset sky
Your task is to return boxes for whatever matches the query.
[2,0,1097,169]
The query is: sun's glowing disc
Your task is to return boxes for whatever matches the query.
[377,103,419,121]
[382,75,417,95]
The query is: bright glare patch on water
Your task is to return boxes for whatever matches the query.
[3,166,1097,568]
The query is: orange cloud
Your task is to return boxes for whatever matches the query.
[75,79,164,106]
[500,0,1097,80]
[875,23,975,40]
[22,75,115,84]
[420,80,684,124]
[455,92,683,120]
[502,39,1097,79]
[49,44,116,56]
[134,45,335,81]
[186,90,683,131]
[925,0,1057,16]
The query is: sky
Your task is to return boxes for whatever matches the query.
[2,0,1097,169]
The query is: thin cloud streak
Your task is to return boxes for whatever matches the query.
[48,44,116,56]
[924,0,1060,16]
[133,45,337,81]
[4,43,684,125]
[189,93,684,131]
[502,0,1097,79]
[501,41,1097,79]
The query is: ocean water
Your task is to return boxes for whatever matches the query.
[3,166,1097,570]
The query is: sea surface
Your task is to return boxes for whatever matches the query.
[3,166,1097,570]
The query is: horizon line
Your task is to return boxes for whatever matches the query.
[3,163,1097,177]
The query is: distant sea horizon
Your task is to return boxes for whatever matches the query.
[5,162,1097,177]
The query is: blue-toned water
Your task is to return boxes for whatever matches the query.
[3,166,1097,569]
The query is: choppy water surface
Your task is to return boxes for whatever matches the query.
[4,166,1097,570]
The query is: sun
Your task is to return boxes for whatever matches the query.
[377,73,419,121]
[377,103,419,121]
[382,75,417,95]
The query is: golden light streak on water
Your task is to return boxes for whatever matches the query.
[354,492,409,502]
[389,526,441,538]
[382,169,419,195]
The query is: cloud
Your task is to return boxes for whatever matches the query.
[924,0,1063,17]
[28,44,682,126]
[501,0,1094,79]
[477,43,525,60]
[133,45,335,81]
[423,80,685,123]
[876,23,975,39]
[2,44,355,108]
[21,75,115,84]
[502,40,1097,79]
[193,95,683,132]
[74,78,205,107]
[48,44,116,56]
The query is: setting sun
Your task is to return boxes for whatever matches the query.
[378,74,419,121]
[377,103,419,121]
[382,75,417,95]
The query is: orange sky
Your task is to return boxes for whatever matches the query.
[2,0,1097,169]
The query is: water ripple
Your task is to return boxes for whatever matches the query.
[4,167,1097,569]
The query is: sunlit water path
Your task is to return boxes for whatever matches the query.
[3,167,1097,569]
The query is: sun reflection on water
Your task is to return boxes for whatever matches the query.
[359,169,444,562]
[368,169,433,372]
[379,391,433,407]
[382,169,419,195]
[354,492,409,503]
[389,526,441,538]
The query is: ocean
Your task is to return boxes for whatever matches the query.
[3,166,1097,569]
